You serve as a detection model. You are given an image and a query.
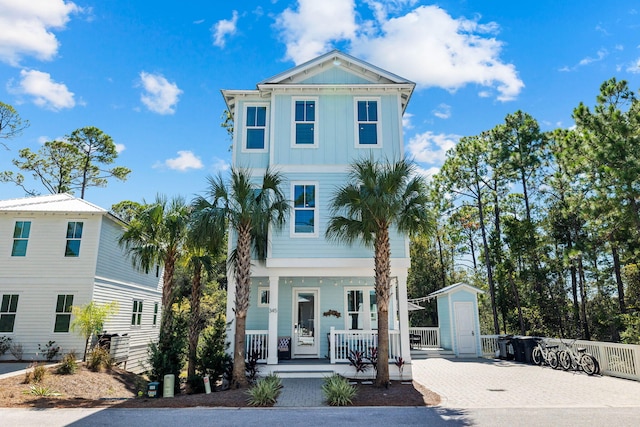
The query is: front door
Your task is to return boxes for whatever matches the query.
[454,301,477,355]
[293,289,318,357]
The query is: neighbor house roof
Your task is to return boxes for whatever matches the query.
[0,193,107,214]
[427,282,485,298]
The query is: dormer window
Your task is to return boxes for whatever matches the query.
[244,104,268,151]
[355,98,381,147]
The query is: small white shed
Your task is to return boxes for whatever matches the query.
[428,283,483,357]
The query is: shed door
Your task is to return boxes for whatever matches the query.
[293,289,318,356]
[454,302,477,355]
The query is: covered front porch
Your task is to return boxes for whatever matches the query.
[244,326,445,379]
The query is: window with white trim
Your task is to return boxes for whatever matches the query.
[293,98,317,146]
[132,300,143,326]
[0,294,19,333]
[244,104,268,150]
[345,288,377,330]
[258,287,270,307]
[152,302,159,326]
[65,221,83,257]
[54,294,73,333]
[355,98,380,146]
[292,183,317,236]
[11,221,31,256]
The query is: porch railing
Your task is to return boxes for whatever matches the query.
[480,335,640,382]
[328,328,401,363]
[408,327,440,348]
[245,330,268,363]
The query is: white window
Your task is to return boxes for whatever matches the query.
[345,288,377,330]
[11,221,31,256]
[292,98,317,147]
[0,294,19,333]
[243,104,268,151]
[152,302,159,326]
[132,300,143,326]
[355,98,381,147]
[291,182,318,237]
[258,287,270,307]
[54,294,73,333]
[65,221,83,257]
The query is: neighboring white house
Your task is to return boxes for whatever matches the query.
[222,50,417,379]
[0,193,162,373]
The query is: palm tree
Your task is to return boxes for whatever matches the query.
[192,168,288,388]
[118,195,190,336]
[326,157,432,387]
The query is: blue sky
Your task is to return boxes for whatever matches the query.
[1,0,639,209]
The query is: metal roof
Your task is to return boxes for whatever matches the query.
[0,193,107,214]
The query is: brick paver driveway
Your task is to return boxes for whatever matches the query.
[412,357,640,409]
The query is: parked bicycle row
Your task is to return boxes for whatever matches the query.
[531,338,600,375]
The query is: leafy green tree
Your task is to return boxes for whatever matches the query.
[110,200,144,223]
[192,168,288,388]
[326,157,432,387]
[0,126,130,198]
[70,301,119,361]
[0,101,29,148]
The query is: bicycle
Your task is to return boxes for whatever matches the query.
[557,339,600,376]
[531,338,559,369]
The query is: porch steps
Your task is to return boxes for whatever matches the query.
[272,369,336,378]
[411,348,455,360]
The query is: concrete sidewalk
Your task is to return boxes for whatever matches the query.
[411,357,640,409]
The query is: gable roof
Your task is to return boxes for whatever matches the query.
[222,50,416,116]
[427,282,485,298]
[0,193,107,214]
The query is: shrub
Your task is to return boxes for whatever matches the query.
[87,347,113,372]
[147,310,188,396]
[0,336,12,356]
[38,340,61,362]
[56,352,78,375]
[24,363,47,384]
[245,351,260,384]
[24,385,60,397]
[186,374,205,394]
[322,374,357,406]
[347,350,369,376]
[10,343,23,360]
[246,374,282,406]
[196,316,232,389]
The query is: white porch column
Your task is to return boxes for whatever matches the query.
[267,275,279,365]
[226,272,236,357]
[396,271,411,362]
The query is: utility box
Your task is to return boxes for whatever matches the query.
[163,374,175,398]
[147,381,160,398]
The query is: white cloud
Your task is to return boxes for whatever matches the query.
[9,69,75,110]
[626,58,640,74]
[275,2,523,101]
[157,151,204,172]
[351,6,523,101]
[275,0,358,64]
[0,0,80,66]
[115,143,126,153]
[139,72,182,115]
[414,165,439,181]
[211,157,230,172]
[406,131,459,165]
[212,10,238,48]
[433,103,451,119]
[402,112,414,129]
[578,48,608,66]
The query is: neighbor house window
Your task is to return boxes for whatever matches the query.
[0,294,19,333]
[54,294,73,333]
[11,221,31,257]
[152,302,159,326]
[293,99,316,146]
[132,300,143,326]
[245,105,267,150]
[345,288,377,330]
[65,221,83,257]
[355,99,380,146]
[292,183,317,236]
[258,287,270,307]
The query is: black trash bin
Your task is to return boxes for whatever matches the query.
[519,336,538,364]
[498,335,513,360]
[511,336,525,362]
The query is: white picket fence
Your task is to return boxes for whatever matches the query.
[408,327,440,348]
[481,335,640,382]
